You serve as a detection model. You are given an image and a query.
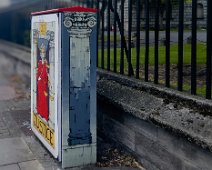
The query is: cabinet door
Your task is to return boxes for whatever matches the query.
[31,13,60,159]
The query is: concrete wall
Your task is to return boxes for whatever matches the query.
[0,40,31,83]
[97,70,212,170]
[98,99,212,170]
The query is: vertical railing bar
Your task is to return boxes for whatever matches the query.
[45,0,47,10]
[91,0,94,8]
[178,0,184,91]
[136,0,141,79]
[109,0,134,75]
[154,0,160,84]
[206,0,212,99]
[86,0,88,7]
[165,0,170,87]
[145,0,149,82]
[110,0,134,75]
[55,0,57,8]
[101,3,105,69]
[120,0,124,74]
[96,0,99,67]
[107,0,111,71]
[114,0,117,73]
[191,0,197,95]
[128,0,132,76]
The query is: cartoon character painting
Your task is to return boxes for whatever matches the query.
[37,38,50,122]
[31,15,59,158]
[32,21,56,132]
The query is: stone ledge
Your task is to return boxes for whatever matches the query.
[97,69,212,115]
[0,40,30,64]
[97,75,212,152]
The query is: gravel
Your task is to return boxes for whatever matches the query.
[97,138,145,170]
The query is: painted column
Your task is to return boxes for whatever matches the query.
[64,12,97,145]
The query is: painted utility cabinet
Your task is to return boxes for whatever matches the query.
[31,6,97,168]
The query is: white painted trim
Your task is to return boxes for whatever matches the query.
[57,13,62,162]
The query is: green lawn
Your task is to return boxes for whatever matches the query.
[98,43,208,97]
[98,43,206,68]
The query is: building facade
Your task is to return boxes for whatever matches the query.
[102,0,207,31]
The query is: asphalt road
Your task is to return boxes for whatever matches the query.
[102,31,207,48]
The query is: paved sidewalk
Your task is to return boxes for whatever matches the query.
[0,73,47,170]
[0,72,142,170]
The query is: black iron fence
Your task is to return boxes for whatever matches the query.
[97,0,212,99]
[0,0,212,99]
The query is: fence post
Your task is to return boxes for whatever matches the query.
[107,0,111,71]
[154,0,160,84]
[191,0,197,95]
[206,0,212,99]
[128,0,132,76]
[145,0,149,82]
[120,0,125,74]
[136,0,141,79]
[114,0,117,73]
[97,0,100,67]
[165,0,171,87]
[178,0,184,91]
[101,1,106,69]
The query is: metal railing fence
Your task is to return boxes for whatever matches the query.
[96,0,212,99]
[0,0,212,99]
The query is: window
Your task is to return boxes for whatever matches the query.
[197,3,204,19]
